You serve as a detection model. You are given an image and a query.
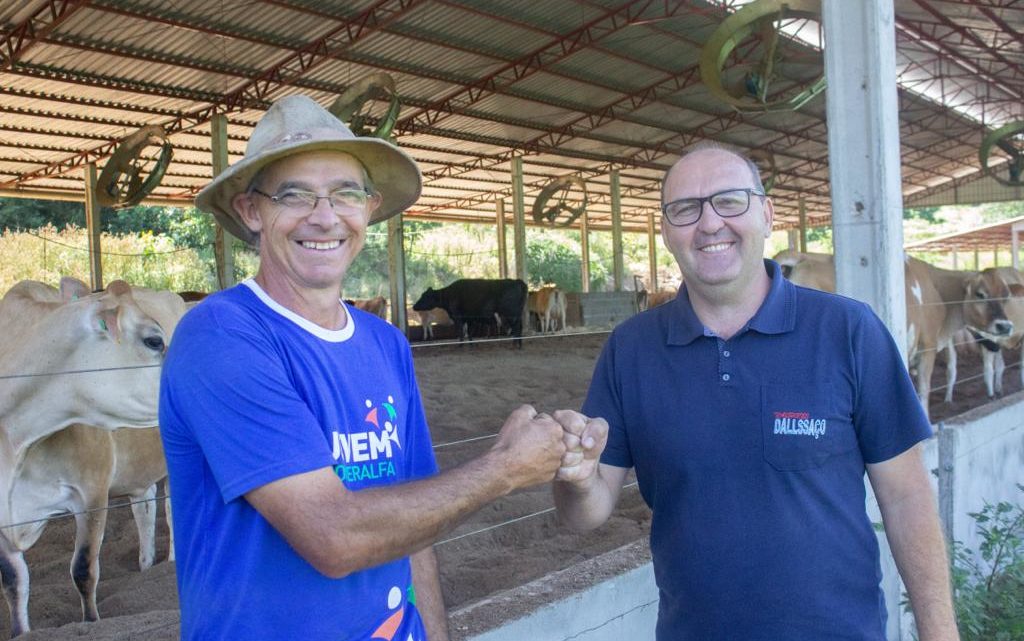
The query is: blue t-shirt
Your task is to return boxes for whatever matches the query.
[584,260,933,641]
[160,280,438,641]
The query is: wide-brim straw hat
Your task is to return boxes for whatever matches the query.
[195,94,421,245]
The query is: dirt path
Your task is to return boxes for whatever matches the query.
[5,332,1018,639]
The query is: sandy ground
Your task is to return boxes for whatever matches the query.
[4,331,1020,640]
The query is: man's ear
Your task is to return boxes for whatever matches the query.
[762,197,775,238]
[233,192,263,233]
[365,192,383,219]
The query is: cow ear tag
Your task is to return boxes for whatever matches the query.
[99,318,108,331]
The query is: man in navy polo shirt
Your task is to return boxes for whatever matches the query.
[552,144,959,640]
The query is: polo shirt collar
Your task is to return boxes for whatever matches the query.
[666,259,796,346]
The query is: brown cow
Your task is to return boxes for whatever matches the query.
[962,267,1024,397]
[346,296,388,320]
[0,278,186,637]
[783,252,955,418]
[527,285,567,333]
[406,305,453,340]
[646,289,677,310]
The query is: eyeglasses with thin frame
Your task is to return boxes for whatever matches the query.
[251,188,375,214]
[661,188,766,227]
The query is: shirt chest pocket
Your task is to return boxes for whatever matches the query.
[761,382,858,471]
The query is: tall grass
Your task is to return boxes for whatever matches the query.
[0,225,257,295]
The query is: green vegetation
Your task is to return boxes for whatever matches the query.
[950,488,1024,641]
[902,487,1024,641]
[0,198,678,300]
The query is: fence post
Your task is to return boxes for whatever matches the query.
[936,422,955,556]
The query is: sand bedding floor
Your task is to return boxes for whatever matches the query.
[4,331,1019,640]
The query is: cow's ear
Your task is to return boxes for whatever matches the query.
[59,277,90,302]
[93,281,133,342]
[1009,283,1024,297]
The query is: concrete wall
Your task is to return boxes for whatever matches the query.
[457,393,1024,641]
[576,292,638,327]
[883,392,1024,640]
[452,540,656,641]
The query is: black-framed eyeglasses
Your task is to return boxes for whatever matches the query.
[251,188,374,214]
[661,188,766,227]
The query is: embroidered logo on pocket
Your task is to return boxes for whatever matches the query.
[772,411,827,439]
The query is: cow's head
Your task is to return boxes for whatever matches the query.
[412,288,439,311]
[58,280,170,429]
[964,269,1015,341]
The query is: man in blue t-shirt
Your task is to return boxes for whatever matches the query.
[161,95,570,641]
[551,144,959,640]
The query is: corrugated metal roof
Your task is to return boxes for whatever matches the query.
[0,0,1021,237]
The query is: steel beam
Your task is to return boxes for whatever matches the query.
[1,0,91,71]
[395,0,689,135]
[3,0,422,188]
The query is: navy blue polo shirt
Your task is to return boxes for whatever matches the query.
[584,260,932,641]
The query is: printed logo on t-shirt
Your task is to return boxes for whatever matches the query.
[370,584,420,641]
[332,395,402,483]
[772,410,827,439]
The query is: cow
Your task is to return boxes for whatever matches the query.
[0,277,186,638]
[961,267,1024,397]
[782,252,957,419]
[6,426,173,634]
[345,296,388,320]
[177,290,208,303]
[527,285,567,333]
[407,305,453,341]
[646,289,677,310]
[413,279,527,347]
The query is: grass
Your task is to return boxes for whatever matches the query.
[0,226,257,295]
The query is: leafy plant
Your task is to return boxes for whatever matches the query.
[948,486,1024,641]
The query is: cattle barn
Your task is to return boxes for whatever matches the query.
[1,1,1023,639]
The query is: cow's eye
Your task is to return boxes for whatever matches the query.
[976,290,986,299]
[143,335,165,352]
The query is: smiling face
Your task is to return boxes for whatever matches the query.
[661,148,774,300]
[233,150,380,300]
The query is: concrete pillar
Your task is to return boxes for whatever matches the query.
[84,162,103,291]
[647,209,658,291]
[512,157,527,283]
[1013,223,1022,270]
[824,0,907,360]
[798,197,808,253]
[951,249,958,270]
[787,228,799,251]
[993,247,999,267]
[388,213,407,332]
[974,247,980,270]
[610,170,624,291]
[211,114,236,290]
[937,423,955,558]
[580,210,591,293]
[496,198,508,279]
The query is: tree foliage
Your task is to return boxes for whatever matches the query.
[904,206,943,223]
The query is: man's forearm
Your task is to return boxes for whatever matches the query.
[552,464,624,531]
[880,492,960,641]
[411,547,449,641]
[324,448,539,577]
[248,407,566,579]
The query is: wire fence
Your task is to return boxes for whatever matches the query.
[28,230,214,257]
[2,287,1023,543]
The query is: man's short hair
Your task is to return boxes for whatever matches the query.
[661,142,765,204]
